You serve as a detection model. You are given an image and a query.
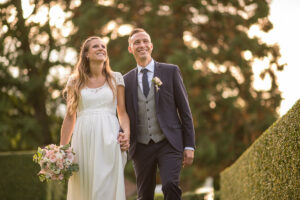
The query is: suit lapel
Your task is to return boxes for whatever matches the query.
[154,61,161,106]
[132,68,138,113]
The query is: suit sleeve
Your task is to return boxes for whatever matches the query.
[173,66,195,149]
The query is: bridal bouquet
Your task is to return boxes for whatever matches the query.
[33,144,79,183]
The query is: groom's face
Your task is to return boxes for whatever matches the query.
[128,32,153,61]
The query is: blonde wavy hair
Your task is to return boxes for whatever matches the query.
[63,36,116,115]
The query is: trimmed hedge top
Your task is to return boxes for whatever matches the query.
[220,100,300,200]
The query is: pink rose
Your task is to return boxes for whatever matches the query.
[57,160,64,169]
[49,154,57,163]
[67,153,74,161]
[45,150,51,157]
[59,174,64,180]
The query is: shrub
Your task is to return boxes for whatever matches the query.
[220,100,300,200]
[0,151,65,200]
[0,151,46,200]
[182,192,205,200]
[153,192,205,200]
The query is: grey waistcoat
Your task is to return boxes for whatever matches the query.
[137,84,165,144]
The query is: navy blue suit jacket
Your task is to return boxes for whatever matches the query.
[124,61,195,159]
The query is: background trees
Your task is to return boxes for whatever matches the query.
[0,0,283,189]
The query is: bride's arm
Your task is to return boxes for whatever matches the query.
[116,85,130,150]
[60,112,76,145]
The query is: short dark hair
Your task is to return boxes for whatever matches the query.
[128,28,149,42]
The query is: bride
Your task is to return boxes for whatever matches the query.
[60,36,130,200]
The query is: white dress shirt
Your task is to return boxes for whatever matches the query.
[136,59,194,151]
[137,59,155,93]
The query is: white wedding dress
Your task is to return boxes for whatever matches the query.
[67,72,126,200]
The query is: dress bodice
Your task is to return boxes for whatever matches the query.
[66,72,125,115]
[78,82,116,114]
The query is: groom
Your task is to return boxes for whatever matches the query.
[123,28,195,200]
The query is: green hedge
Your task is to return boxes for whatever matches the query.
[2,151,207,200]
[220,100,300,200]
[153,192,205,200]
[0,151,65,200]
[0,150,209,200]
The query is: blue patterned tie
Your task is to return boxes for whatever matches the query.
[141,68,149,97]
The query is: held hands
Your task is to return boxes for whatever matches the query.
[118,132,130,152]
[183,149,194,168]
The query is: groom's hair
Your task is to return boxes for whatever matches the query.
[128,28,149,43]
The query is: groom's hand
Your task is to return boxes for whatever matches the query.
[118,132,130,152]
[183,149,194,167]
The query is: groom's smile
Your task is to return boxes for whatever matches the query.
[137,48,148,55]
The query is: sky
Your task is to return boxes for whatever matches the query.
[266,0,300,115]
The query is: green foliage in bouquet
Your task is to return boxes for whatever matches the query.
[220,100,300,200]
[33,144,79,183]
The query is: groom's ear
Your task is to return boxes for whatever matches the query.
[128,46,132,54]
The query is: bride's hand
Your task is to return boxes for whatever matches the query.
[118,132,130,151]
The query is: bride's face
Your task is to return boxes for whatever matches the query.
[86,39,107,62]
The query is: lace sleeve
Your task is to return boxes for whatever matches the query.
[114,72,125,87]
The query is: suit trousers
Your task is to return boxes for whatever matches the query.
[132,139,183,200]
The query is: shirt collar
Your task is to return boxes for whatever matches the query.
[137,59,154,74]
